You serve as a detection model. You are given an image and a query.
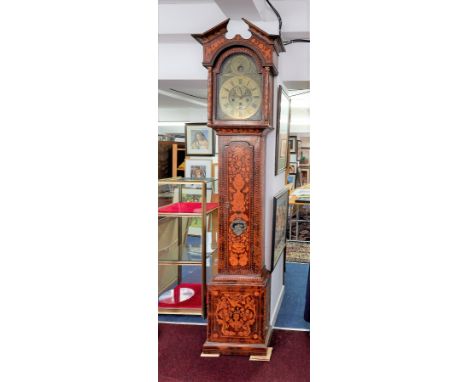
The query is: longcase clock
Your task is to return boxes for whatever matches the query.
[193,19,284,357]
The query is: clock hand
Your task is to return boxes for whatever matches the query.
[239,87,246,99]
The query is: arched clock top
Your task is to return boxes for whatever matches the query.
[213,47,263,75]
[214,50,265,122]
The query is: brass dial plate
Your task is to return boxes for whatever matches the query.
[216,53,262,121]
[219,75,261,119]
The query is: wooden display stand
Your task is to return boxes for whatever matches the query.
[193,19,284,357]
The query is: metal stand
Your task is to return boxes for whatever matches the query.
[288,203,310,243]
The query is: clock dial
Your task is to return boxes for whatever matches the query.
[216,54,262,121]
[219,75,261,119]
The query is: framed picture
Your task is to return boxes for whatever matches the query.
[275,85,291,175]
[181,187,212,203]
[289,136,298,154]
[288,162,297,174]
[185,123,215,157]
[287,174,296,186]
[185,158,212,179]
[300,168,310,185]
[272,189,289,270]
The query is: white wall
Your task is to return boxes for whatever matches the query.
[265,76,287,325]
[158,43,205,80]
[278,43,310,83]
[158,107,206,123]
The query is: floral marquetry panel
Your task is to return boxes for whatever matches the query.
[217,135,266,275]
[226,141,253,269]
[207,284,269,344]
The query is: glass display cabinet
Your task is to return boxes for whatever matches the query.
[158,177,218,317]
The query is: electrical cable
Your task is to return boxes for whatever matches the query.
[265,0,310,46]
[169,88,207,100]
[284,38,310,46]
[289,90,310,97]
[265,0,282,37]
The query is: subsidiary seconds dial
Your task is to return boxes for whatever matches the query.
[219,75,261,119]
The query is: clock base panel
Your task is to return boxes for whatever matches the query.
[202,326,273,357]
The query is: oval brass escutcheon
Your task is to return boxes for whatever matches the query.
[230,219,247,236]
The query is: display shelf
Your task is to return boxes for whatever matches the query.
[158,283,202,311]
[158,202,218,216]
[158,176,218,184]
[158,248,218,265]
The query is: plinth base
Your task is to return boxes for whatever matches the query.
[200,347,273,361]
[202,325,273,357]
[203,273,272,357]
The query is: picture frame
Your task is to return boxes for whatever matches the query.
[300,167,310,185]
[298,147,309,165]
[185,123,215,157]
[185,158,212,179]
[289,136,298,154]
[181,187,212,203]
[271,189,289,270]
[275,85,291,175]
[288,162,297,174]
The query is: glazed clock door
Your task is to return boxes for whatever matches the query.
[216,54,263,121]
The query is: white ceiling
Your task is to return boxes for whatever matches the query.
[159,0,215,4]
[158,0,310,133]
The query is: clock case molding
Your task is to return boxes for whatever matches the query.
[193,19,285,357]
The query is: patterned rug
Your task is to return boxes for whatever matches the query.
[286,241,310,263]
